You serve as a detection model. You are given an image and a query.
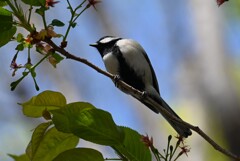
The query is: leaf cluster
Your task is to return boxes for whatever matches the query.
[10,90,153,161]
[0,0,96,91]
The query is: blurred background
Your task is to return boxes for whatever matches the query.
[1,0,240,160]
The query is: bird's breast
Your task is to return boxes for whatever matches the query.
[103,52,120,75]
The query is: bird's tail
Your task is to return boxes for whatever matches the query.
[141,95,192,138]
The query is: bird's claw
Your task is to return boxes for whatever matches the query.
[113,75,121,87]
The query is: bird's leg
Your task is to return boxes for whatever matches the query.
[113,74,121,87]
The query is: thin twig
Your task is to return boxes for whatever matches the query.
[44,38,113,79]
[44,38,240,161]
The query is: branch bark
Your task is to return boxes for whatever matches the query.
[44,38,240,161]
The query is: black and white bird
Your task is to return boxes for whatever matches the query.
[90,36,192,138]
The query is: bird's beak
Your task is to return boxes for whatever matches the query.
[89,43,98,47]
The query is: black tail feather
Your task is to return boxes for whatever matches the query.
[141,95,192,138]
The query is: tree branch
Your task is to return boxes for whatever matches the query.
[44,38,240,161]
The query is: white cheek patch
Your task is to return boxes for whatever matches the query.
[103,52,119,75]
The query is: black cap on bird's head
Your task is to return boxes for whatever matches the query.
[90,36,122,56]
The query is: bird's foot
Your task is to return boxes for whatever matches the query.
[113,75,121,87]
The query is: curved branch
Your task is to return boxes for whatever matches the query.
[44,38,240,161]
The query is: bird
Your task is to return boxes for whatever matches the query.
[90,36,192,138]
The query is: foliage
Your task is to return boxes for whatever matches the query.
[19,91,151,161]
[8,90,189,161]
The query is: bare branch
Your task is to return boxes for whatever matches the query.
[44,38,240,161]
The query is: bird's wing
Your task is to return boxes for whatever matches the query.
[141,50,160,94]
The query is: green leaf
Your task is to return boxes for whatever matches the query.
[49,53,64,68]
[20,90,67,117]
[26,127,79,161]
[51,19,65,27]
[51,102,96,133]
[16,33,24,42]
[52,53,64,62]
[71,22,77,28]
[0,7,16,47]
[21,0,45,6]
[26,122,52,159]
[8,154,30,161]
[53,148,104,161]
[10,75,25,91]
[0,26,16,47]
[0,7,13,31]
[114,127,152,161]
[35,6,46,16]
[25,63,32,70]
[22,71,28,76]
[0,1,7,7]
[51,103,124,146]
[15,43,24,51]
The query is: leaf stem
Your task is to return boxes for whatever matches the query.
[6,0,35,32]
[169,141,179,161]
[63,0,87,42]
[27,47,31,64]
[62,13,75,42]
[28,5,33,24]
[165,140,170,160]
[42,12,48,29]
[32,53,51,70]
[66,0,73,13]
[72,5,88,23]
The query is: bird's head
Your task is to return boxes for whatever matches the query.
[90,36,122,56]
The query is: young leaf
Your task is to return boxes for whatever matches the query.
[26,122,52,159]
[15,43,24,51]
[48,53,64,68]
[52,53,64,61]
[0,26,16,47]
[0,7,16,47]
[26,127,79,161]
[71,22,77,28]
[35,6,46,16]
[114,127,152,161]
[51,103,124,146]
[0,7,13,31]
[0,1,7,7]
[51,19,65,27]
[30,69,39,91]
[20,90,67,117]
[10,75,25,91]
[53,148,104,161]
[16,33,24,42]
[8,154,30,161]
